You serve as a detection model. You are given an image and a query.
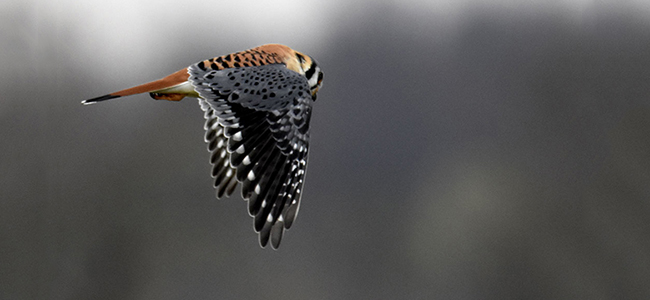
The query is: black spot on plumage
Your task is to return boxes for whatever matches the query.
[197,61,206,70]
[216,57,224,63]
[208,137,220,152]
[269,92,276,98]
[295,53,306,63]
[234,62,241,68]
[205,128,217,141]
[211,63,218,69]
[234,56,241,62]
[298,114,311,134]
[224,54,232,61]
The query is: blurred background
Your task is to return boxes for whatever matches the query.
[2,0,650,299]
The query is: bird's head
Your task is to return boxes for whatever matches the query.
[255,44,324,100]
[294,52,323,100]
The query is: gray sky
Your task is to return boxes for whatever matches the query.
[2,1,650,299]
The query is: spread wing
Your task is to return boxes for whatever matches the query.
[189,63,313,249]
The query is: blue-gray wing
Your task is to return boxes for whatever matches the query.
[189,64,313,249]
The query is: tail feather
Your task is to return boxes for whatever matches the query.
[81,67,191,104]
[81,94,121,105]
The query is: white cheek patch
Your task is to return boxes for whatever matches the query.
[308,66,320,89]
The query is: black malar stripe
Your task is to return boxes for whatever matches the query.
[304,62,317,80]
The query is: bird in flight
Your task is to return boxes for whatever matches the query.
[83,44,324,249]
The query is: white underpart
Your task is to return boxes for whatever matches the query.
[307,66,321,88]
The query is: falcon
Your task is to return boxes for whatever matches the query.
[83,44,323,249]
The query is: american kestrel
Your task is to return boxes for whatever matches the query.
[83,44,323,249]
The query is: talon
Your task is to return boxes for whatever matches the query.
[150,93,186,101]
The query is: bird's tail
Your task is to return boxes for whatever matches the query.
[81,68,197,105]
